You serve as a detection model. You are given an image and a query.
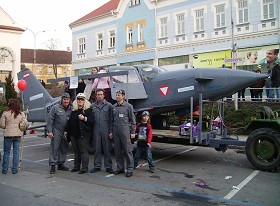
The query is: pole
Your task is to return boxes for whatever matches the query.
[19,91,25,171]
[231,0,238,110]
[26,28,56,71]
[18,133,25,171]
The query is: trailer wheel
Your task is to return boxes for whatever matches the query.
[151,115,170,130]
[246,128,280,171]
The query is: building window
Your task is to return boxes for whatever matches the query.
[127,26,133,44]
[176,13,185,35]
[138,23,144,42]
[47,67,53,75]
[195,9,204,31]
[97,33,103,50]
[78,38,85,54]
[130,0,140,6]
[159,17,168,38]
[215,4,225,28]
[109,30,115,48]
[37,67,42,74]
[238,0,248,24]
[262,0,274,19]
[158,55,189,66]
[57,67,62,75]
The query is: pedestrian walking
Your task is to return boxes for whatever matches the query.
[47,93,72,174]
[90,89,114,174]
[0,99,28,174]
[112,90,136,177]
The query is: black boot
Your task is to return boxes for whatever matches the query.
[57,164,69,171]
[50,165,55,174]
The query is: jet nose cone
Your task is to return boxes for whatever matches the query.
[228,69,268,91]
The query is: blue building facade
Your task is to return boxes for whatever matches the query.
[69,0,279,74]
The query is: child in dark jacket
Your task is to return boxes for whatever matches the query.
[134,111,155,173]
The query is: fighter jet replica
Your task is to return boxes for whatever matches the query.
[17,64,267,129]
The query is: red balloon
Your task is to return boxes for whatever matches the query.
[18,79,27,91]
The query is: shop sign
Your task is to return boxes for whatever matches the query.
[193,50,232,68]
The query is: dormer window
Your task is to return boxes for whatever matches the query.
[130,0,140,6]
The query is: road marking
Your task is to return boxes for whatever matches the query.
[224,170,260,199]
[105,147,197,177]
[0,143,49,152]
[21,143,50,148]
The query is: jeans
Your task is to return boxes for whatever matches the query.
[275,87,280,101]
[2,137,21,174]
[134,144,155,169]
[271,87,280,101]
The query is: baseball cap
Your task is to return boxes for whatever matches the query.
[116,89,125,95]
[61,92,70,98]
[142,111,150,116]
[76,93,86,99]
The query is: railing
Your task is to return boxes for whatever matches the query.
[226,87,279,102]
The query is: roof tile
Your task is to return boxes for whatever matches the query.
[70,0,120,26]
[21,49,72,65]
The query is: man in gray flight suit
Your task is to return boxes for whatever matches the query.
[112,90,136,177]
[90,88,114,174]
[47,93,73,174]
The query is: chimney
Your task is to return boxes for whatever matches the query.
[67,47,70,52]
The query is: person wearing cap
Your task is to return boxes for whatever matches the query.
[47,92,73,174]
[112,89,136,177]
[64,93,94,174]
[133,111,155,173]
[90,88,114,174]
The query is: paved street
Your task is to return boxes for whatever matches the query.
[0,130,279,206]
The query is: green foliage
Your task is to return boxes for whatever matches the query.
[4,72,17,103]
[169,102,278,130]
[224,108,259,128]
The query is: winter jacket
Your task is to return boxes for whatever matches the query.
[92,70,110,89]
[65,99,94,139]
[271,63,280,87]
[0,111,28,137]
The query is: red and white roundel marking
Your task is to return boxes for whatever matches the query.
[160,85,169,96]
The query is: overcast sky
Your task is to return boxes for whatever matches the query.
[1,0,109,50]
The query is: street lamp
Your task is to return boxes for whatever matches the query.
[25,28,55,69]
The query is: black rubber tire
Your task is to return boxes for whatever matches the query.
[151,115,170,130]
[161,116,170,130]
[245,128,280,171]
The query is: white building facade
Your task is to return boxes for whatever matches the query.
[70,0,279,74]
[0,6,24,84]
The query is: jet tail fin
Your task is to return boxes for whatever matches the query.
[17,68,55,122]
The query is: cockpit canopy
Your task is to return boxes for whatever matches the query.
[108,64,165,100]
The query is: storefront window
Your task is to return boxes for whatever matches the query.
[158,55,189,66]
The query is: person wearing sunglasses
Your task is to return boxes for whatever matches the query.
[65,93,94,174]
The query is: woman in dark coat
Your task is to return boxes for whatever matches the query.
[65,93,94,174]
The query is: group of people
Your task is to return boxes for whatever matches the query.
[63,67,112,103]
[238,49,280,102]
[47,89,155,178]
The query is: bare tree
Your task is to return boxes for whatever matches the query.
[44,38,61,78]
